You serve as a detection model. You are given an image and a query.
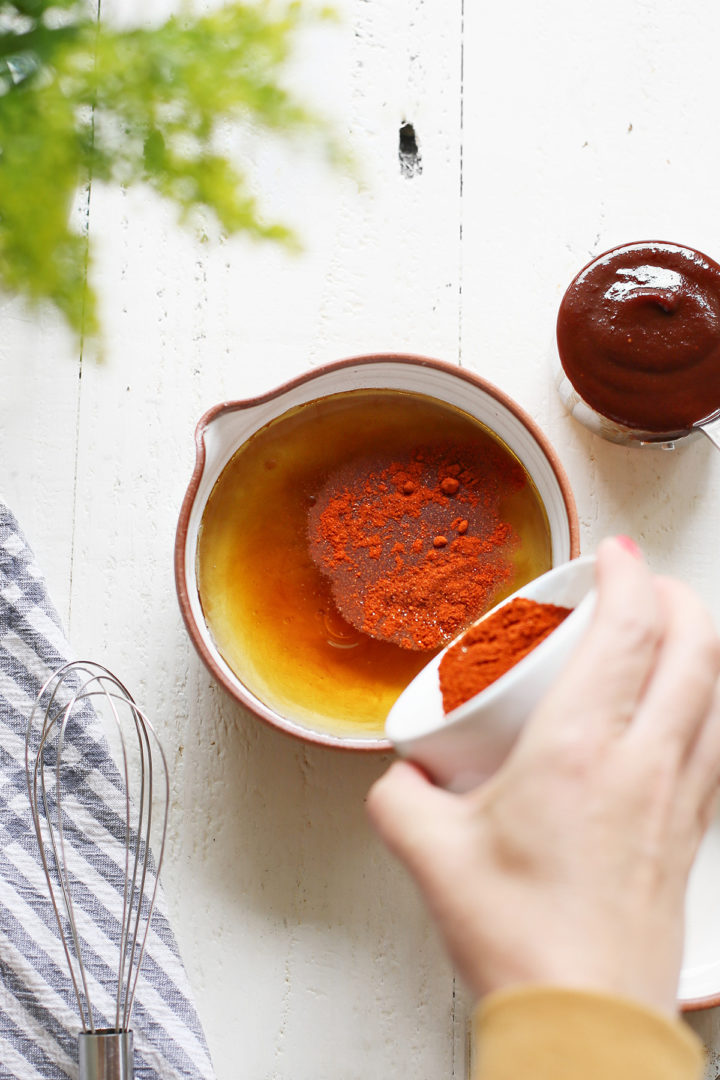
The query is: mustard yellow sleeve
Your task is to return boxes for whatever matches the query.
[472,986,705,1080]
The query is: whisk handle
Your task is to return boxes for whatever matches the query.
[79,1029,134,1080]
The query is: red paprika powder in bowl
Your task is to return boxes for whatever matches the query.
[386,555,596,788]
[308,440,531,651]
[175,354,579,751]
[438,596,574,715]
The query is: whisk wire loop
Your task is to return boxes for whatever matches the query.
[26,661,169,1045]
[32,688,96,1030]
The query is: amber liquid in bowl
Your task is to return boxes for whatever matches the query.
[196,389,553,738]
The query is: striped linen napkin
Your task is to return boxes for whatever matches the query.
[0,502,216,1080]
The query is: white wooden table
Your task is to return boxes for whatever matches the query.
[3,0,720,1075]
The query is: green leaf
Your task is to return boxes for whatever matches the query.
[0,1,337,343]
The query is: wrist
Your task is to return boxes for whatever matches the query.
[464,939,680,1018]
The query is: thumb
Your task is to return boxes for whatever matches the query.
[367,760,461,872]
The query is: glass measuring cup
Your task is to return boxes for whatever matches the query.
[556,241,720,452]
[555,360,720,452]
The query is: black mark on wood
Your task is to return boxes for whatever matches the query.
[399,122,422,177]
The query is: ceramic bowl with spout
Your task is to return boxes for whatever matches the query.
[174,354,580,749]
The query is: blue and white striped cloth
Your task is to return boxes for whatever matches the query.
[0,503,216,1079]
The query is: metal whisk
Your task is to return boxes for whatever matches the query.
[25,661,170,1080]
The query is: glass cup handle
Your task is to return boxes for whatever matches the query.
[700,415,720,452]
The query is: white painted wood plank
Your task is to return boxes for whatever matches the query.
[0,298,80,626]
[461,0,720,1064]
[68,1,466,1077]
[461,0,720,589]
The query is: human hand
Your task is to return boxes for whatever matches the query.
[367,537,720,1016]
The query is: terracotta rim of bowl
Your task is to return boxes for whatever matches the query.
[679,991,720,1013]
[174,352,580,752]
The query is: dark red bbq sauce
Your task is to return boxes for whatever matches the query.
[557,242,720,434]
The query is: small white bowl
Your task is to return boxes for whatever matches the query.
[386,555,597,790]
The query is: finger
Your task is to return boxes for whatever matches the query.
[699,788,720,841]
[366,760,461,873]
[525,537,662,746]
[624,577,720,760]
[681,675,720,826]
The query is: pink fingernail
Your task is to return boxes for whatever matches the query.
[616,535,642,558]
